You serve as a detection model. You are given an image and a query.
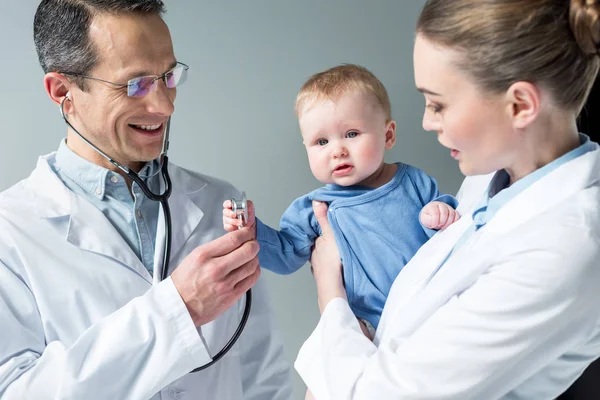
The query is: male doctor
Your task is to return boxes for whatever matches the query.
[0,1,293,399]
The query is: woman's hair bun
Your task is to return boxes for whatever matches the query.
[570,0,600,56]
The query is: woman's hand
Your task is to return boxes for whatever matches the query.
[310,201,347,314]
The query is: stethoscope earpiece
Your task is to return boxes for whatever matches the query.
[60,93,70,117]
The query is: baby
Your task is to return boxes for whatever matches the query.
[224,64,459,336]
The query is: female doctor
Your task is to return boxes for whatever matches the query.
[295,0,600,398]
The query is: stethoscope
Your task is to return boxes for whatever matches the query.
[60,94,251,373]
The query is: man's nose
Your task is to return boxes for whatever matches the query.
[145,80,175,116]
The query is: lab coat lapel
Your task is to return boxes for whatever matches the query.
[31,156,151,282]
[375,211,475,341]
[66,193,149,278]
[153,164,205,281]
[379,171,491,310]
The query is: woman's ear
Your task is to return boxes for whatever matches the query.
[385,120,397,150]
[505,81,541,129]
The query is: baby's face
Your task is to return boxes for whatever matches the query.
[299,91,394,186]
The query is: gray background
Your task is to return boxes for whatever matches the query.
[0,1,463,398]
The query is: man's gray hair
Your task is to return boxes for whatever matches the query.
[34,0,166,88]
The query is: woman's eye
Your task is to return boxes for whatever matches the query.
[346,131,359,138]
[427,103,443,114]
[317,139,328,146]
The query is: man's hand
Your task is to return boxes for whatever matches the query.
[420,201,460,231]
[171,227,260,327]
[223,199,256,234]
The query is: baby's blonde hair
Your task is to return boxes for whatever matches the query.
[295,64,392,121]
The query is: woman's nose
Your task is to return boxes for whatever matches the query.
[422,112,441,133]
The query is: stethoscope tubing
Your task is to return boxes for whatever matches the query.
[59,96,251,373]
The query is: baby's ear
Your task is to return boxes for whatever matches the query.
[385,120,397,150]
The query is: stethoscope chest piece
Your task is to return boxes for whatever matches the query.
[231,191,248,228]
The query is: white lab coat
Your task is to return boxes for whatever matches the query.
[296,143,600,399]
[0,154,293,400]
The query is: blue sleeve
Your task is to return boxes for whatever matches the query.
[256,194,319,275]
[406,166,458,238]
[431,193,458,209]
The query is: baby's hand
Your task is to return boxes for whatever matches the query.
[420,201,460,230]
[222,198,257,233]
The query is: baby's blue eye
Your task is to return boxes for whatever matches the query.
[346,131,358,138]
[317,139,328,146]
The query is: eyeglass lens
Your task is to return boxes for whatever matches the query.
[127,64,188,97]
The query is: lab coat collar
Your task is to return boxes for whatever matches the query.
[30,154,206,282]
[484,140,599,235]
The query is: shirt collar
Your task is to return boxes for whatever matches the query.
[472,133,595,228]
[54,139,160,199]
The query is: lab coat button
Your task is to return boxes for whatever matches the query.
[95,187,101,196]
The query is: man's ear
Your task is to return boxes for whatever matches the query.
[385,120,397,150]
[44,72,72,109]
[505,81,540,130]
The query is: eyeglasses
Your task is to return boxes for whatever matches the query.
[61,62,189,97]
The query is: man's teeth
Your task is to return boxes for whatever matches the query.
[132,124,161,131]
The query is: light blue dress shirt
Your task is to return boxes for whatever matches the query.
[49,140,160,273]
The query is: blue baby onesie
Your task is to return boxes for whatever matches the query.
[256,162,457,328]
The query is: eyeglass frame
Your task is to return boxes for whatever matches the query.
[60,61,189,97]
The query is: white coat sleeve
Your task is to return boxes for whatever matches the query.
[0,265,212,400]
[295,220,600,399]
[238,275,294,400]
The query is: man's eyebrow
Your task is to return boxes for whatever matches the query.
[124,61,178,80]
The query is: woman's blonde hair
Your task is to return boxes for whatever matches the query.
[295,64,392,122]
[416,0,600,113]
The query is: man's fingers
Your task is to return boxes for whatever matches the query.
[233,265,261,296]
[226,257,260,287]
[196,227,255,259]
[215,239,260,275]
